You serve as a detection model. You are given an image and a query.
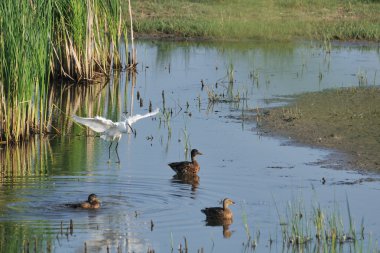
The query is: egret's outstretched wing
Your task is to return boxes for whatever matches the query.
[127,108,160,125]
[72,115,115,133]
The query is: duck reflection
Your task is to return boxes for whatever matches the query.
[171,173,200,192]
[201,198,235,238]
[204,218,233,238]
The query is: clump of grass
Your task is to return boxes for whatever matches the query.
[182,127,190,156]
[206,89,240,104]
[313,205,324,241]
[250,68,260,87]
[283,197,312,245]
[227,63,234,85]
[280,107,303,122]
[357,69,368,86]
[241,202,261,251]
[204,63,249,107]
[275,195,363,250]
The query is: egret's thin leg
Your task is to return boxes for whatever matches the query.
[115,143,120,163]
[108,142,113,159]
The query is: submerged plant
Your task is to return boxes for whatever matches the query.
[205,86,241,105]
[357,69,368,86]
[182,127,190,156]
[250,68,260,86]
[227,63,234,85]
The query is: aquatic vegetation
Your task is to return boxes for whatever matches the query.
[280,107,303,122]
[241,204,259,252]
[206,86,241,104]
[182,127,190,156]
[0,0,133,143]
[249,68,260,87]
[357,69,368,86]
[227,63,234,85]
[0,138,51,177]
[323,36,332,54]
[52,0,127,81]
[0,0,53,143]
[274,195,366,250]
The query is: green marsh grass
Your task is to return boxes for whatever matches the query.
[51,0,128,81]
[1,0,131,143]
[274,195,371,251]
[133,0,380,41]
[0,0,53,142]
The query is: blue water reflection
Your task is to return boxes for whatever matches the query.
[0,40,379,253]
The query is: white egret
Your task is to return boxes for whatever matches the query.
[72,108,159,162]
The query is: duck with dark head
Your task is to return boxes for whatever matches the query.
[66,194,101,209]
[168,149,203,175]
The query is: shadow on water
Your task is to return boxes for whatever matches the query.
[1,40,380,252]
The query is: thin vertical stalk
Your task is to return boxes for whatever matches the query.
[128,0,136,65]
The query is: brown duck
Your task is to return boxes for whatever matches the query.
[201,198,235,220]
[66,193,101,209]
[168,149,203,175]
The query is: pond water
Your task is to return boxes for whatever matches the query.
[1,40,380,253]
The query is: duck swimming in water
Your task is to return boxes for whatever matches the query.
[201,198,235,220]
[168,149,203,175]
[66,194,101,209]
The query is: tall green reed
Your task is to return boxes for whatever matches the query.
[0,0,52,142]
[0,0,131,143]
[51,0,128,81]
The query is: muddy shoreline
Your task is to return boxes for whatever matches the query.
[244,87,380,172]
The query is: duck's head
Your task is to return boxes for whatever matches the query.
[88,193,100,204]
[222,198,235,208]
[191,149,203,157]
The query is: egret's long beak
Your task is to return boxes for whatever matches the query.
[127,123,135,134]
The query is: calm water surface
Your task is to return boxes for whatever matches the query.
[1,41,380,252]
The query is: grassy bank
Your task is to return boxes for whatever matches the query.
[255,87,380,172]
[132,0,380,41]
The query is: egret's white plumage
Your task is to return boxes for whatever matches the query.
[72,108,159,162]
